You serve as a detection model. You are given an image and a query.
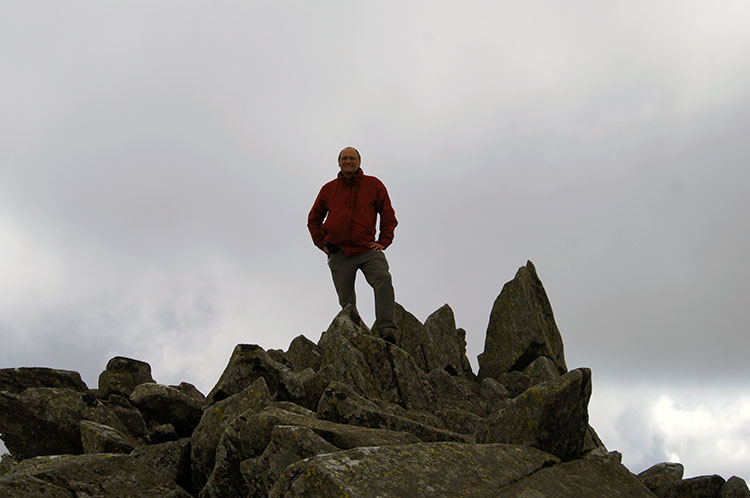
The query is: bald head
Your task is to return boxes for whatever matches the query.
[338,146,361,178]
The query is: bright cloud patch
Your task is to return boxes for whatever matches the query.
[590,381,750,480]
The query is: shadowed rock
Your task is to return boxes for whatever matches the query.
[477,368,592,461]
[98,356,155,398]
[270,442,559,497]
[673,474,725,497]
[130,383,204,437]
[200,406,419,498]
[722,476,750,497]
[285,335,322,372]
[317,381,470,443]
[206,344,305,405]
[0,387,142,459]
[637,461,684,497]
[0,367,88,394]
[478,261,567,381]
[492,452,657,497]
[191,377,272,492]
[80,420,137,454]
[240,425,340,496]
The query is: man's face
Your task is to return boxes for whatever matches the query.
[338,148,361,178]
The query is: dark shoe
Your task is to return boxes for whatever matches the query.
[380,328,397,344]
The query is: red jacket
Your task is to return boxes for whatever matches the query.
[308,169,397,257]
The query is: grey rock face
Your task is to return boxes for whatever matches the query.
[286,334,323,372]
[674,474,726,497]
[98,356,155,398]
[0,367,88,393]
[492,452,657,497]
[478,261,567,381]
[722,476,750,497]
[5,452,192,497]
[80,420,137,454]
[0,387,139,459]
[477,368,592,461]
[190,377,272,492]
[638,461,684,497]
[270,442,559,498]
[206,344,305,405]
[240,425,340,496]
[130,383,204,437]
[0,474,72,498]
[317,381,470,443]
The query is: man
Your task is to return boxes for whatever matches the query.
[308,146,398,341]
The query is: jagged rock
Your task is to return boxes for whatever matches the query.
[240,425,340,496]
[478,261,567,381]
[638,461,684,497]
[477,368,592,461]
[0,387,141,459]
[267,349,292,368]
[673,474,726,497]
[0,367,88,393]
[98,356,155,398]
[433,407,484,435]
[495,370,533,397]
[150,423,177,443]
[102,393,148,440]
[272,401,316,417]
[130,383,204,437]
[191,377,273,492]
[270,442,559,497]
[80,420,137,454]
[426,368,486,414]
[491,451,657,497]
[318,307,436,410]
[479,376,510,411]
[317,381,470,443]
[206,344,305,405]
[285,335,322,372]
[0,453,17,475]
[200,406,420,498]
[172,382,206,404]
[131,438,193,495]
[296,363,335,410]
[722,476,750,497]
[5,452,192,497]
[524,355,561,385]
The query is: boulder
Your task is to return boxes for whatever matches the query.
[191,377,272,492]
[491,451,657,497]
[477,368,592,461]
[131,438,193,495]
[426,368,486,414]
[0,387,141,459]
[673,474,726,497]
[524,355,561,385]
[722,476,750,497]
[80,420,137,454]
[98,356,155,398]
[494,370,533,398]
[200,406,420,498]
[130,383,204,437]
[149,423,178,443]
[479,377,510,411]
[637,461,684,497]
[205,344,305,405]
[285,334,322,372]
[240,425,340,496]
[102,394,148,440]
[317,382,470,443]
[296,364,335,411]
[270,442,559,497]
[0,367,88,393]
[5,452,192,497]
[478,261,567,381]
[0,475,71,498]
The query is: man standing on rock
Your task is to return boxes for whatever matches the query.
[308,146,398,342]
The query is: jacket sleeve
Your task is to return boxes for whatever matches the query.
[376,182,397,249]
[307,187,328,251]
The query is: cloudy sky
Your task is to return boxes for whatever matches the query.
[2,0,749,480]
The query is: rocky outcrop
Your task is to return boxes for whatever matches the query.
[0,260,746,497]
[478,260,567,380]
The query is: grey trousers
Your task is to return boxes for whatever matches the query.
[327,249,396,331]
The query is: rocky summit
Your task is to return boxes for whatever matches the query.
[1,260,747,497]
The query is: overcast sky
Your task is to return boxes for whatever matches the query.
[2,0,749,480]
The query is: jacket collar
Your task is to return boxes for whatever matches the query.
[338,168,363,184]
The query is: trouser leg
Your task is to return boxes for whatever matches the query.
[360,251,396,331]
[328,251,359,317]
